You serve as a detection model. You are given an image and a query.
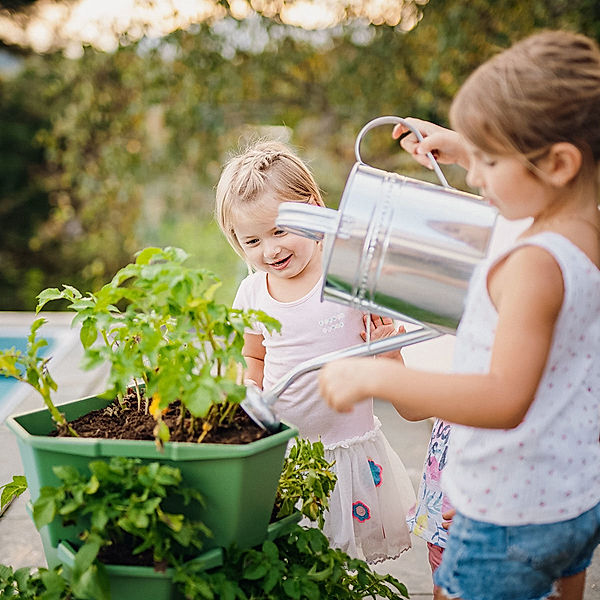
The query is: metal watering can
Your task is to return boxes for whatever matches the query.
[242,116,498,431]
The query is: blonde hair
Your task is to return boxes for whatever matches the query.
[215,139,324,259]
[450,30,600,183]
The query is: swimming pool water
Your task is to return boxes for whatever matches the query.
[0,336,56,401]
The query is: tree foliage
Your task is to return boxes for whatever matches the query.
[0,0,598,309]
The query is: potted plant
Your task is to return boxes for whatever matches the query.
[3,247,298,558]
[30,439,338,600]
[1,440,409,600]
[33,456,220,600]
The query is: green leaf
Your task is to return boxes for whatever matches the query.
[32,493,57,529]
[135,247,163,265]
[79,318,98,348]
[0,475,27,511]
[282,577,301,599]
[35,288,64,312]
[72,561,110,600]
[52,465,80,483]
[242,554,269,580]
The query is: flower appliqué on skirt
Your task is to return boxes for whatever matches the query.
[352,501,371,522]
[368,459,383,487]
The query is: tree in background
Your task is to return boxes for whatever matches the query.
[0,0,598,309]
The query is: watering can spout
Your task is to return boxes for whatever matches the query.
[241,326,441,432]
[275,203,340,242]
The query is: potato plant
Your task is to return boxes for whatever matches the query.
[34,246,280,444]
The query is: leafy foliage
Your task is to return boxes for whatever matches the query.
[2,435,409,600]
[274,438,337,529]
[35,246,280,443]
[175,524,409,600]
[32,456,210,600]
[3,1,599,309]
[0,564,71,599]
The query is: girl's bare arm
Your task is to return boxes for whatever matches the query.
[319,245,563,428]
[242,332,266,388]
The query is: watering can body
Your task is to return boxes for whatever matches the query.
[277,116,498,334]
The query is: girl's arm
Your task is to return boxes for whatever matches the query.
[242,332,266,388]
[319,245,564,428]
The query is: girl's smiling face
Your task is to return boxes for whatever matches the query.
[232,195,321,282]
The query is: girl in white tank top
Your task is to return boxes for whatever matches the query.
[319,30,600,600]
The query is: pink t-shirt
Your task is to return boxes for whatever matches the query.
[233,271,374,445]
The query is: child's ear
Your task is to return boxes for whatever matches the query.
[543,142,582,187]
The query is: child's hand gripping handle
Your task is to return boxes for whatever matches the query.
[354,115,452,189]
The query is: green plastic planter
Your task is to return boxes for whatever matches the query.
[266,510,302,541]
[25,501,60,569]
[8,394,298,556]
[57,541,223,600]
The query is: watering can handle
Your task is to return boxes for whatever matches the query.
[354,116,452,189]
[263,326,441,406]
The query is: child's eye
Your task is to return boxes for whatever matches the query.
[245,238,259,246]
[481,154,497,167]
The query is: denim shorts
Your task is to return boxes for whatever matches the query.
[434,501,600,600]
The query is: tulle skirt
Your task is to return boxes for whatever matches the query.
[310,417,416,564]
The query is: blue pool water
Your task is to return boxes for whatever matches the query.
[0,336,56,401]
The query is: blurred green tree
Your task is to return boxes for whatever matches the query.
[0,0,598,308]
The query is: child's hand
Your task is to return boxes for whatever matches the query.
[362,314,405,363]
[392,118,469,170]
[319,358,373,412]
[441,508,456,531]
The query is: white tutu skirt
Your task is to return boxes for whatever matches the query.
[307,417,416,564]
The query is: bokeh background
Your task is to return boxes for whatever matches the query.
[1,0,598,308]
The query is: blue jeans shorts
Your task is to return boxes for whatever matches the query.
[434,501,600,600]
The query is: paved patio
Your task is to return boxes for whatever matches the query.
[0,311,598,598]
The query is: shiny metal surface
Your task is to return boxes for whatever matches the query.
[277,116,498,333]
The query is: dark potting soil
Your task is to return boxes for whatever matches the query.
[53,388,269,444]
[97,536,163,569]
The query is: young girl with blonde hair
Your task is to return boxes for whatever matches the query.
[320,30,600,599]
[215,139,416,563]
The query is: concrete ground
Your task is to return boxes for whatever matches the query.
[0,312,598,598]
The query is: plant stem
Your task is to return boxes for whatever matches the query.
[40,388,78,437]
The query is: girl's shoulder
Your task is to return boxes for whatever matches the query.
[511,231,599,274]
[237,270,267,290]
[233,271,268,309]
[486,231,598,316]
[492,230,599,275]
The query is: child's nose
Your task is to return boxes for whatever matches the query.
[264,241,281,258]
[466,166,481,190]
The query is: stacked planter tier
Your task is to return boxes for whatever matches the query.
[7,394,298,564]
[56,512,301,600]
[57,542,223,600]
